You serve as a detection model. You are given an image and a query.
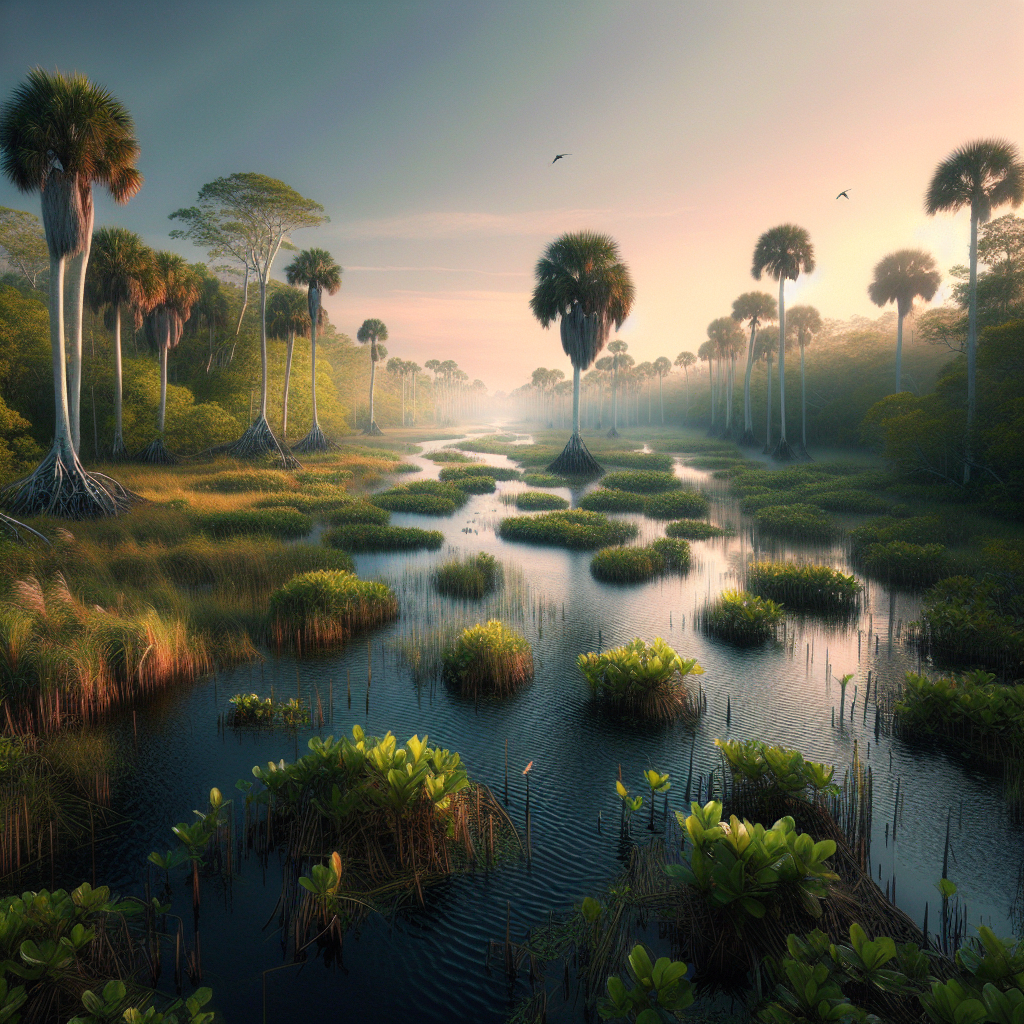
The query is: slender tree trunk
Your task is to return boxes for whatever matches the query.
[742,319,757,440]
[309,286,320,427]
[775,276,791,455]
[684,369,689,425]
[611,364,619,434]
[764,352,773,454]
[964,211,980,484]
[112,302,125,456]
[48,254,74,459]
[572,365,581,437]
[67,205,94,455]
[412,371,417,423]
[709,360,716,431]
[895,299,907,393]
[158,342,168,434]
[368,349,377,427]
[659,374,664,425]
[282,328,295,440]
[234,263,251,335]
[258,276,269,420]
[800,340,807,453]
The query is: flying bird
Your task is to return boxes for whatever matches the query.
[836,189,851,200]
[552,153,571,164]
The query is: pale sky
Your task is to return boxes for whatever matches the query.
[2,1,1022,390]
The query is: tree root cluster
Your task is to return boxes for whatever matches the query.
[291,422,337,454]
[213,416,301,469]
[547,433,603,478]
[362,421,383,436]
[134,437,178,465]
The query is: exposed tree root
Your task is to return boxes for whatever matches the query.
[0,512,50,544]
[1,443,139,519]
[110,436,128,462]
[362,421,384,436]
[798,444,814,461]
[606,427,620,438]
[214,416,301,469]
[738,429,758,447]
[547,433,603,478]
[772,437,797,461]
[134,438,178,465]
[291,422,338,454]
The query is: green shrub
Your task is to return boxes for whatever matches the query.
[746,561,862,612]
[861,541,948,589]
[197,469,295,493]
[578,488,646,513]
[522,473,567,488]
[323,501,391,526]
[577,637,703,722]
[700,589,785,645]
[322,524,444,552]
[515,491,569,511]
[268,569,398,652]
[754,504,839,541]
[713,739,839,802]
[600,470,681,493]
[200,508,312,539]
[599,451,674,471]
[440,464,521,482]
[919,576,1023,676]
[433,553,503,599]
[498,509,638,549]
[442,620,533,697]
[590,539,691,583]
[665,519,729,540]
[643,490,711,519]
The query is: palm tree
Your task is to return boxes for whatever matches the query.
[406,361,421,424]
[653,356,672,425]
[755,327,779,453]
[697,341,714,431]
[926,140,1023,482]
[0,67,142,517]
[283,247,342,453]
[357,318,388,434]
[606,340,630,438]
[675,351,695,425]
[529,231,635,472]
[868,250,940,394]
[752,224,815,460]
[731,291,777,446]
[267,287,311,443]
[785,305,823,457]
[85,227,154,460]
[635,362,655,424]
[707,317,745,436]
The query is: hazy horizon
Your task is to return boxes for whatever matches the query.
[1,0,1022,390]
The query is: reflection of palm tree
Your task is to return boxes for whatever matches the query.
[85,227,154,459]
[868,250,940,394]
[530,231,634,472]
[357,318,388,435]
[674,351,695,425]
[267,288,311,443]
[0,68,142,517]
[285,248,342,452]
[786,305,822,457]
[752,224,815,460]
[731,291,777,446]
[926,140,1023,483]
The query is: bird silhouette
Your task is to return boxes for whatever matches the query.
[552,153,571,164]
[836,189,851,200]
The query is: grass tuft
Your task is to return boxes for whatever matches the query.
[433,553,503,599]
[322,524,444,552]
[498,509,637,550]
[700,589,785,645]
[442,620,533,697]
[747,561,861,612]
[514,491,569,511]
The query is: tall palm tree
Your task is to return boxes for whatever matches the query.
[137,253,199,463]
[755,327,779,453]
[786,304,823,457]
[868,250,940,394]
[707,317,745,436]
[357,318,388,435]
[529,231,635,472]
[284,247,342,452]
[653,356,672,425]
[606,340,630,438]
[635,361,655,425]
[731,291,777,446]
[926,140,1023,482]
[406,361,421,424]
[0,67,142,517]
[267,287,311,443]
[85,227,154,460]
[675,351,695,425]
[752,224,815,460]
[697,340,714,432]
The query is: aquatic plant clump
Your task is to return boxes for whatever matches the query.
[746,561,862,612]
[578,488,647,513]
[439,464,521,482]
[447,474,497,494]
[642,489,711,519]
[577,638,703,722]
[228,692,310,728]
[665,519,729,540]
[442,620,533,697]
[427,449,480,463]
[267,570,398,652]
[200,507,313,539]
[498,509,638,550]
[714,738,840,803]
[861,541,949,589]
[599,451,674,471]
[322,524,444,552]
[754,503,839,541]
[808,490,891,514]
[323,500,392,526]
[433,552,504,599]
[599,470,682,494]
[514,491,569,511]
[590,538,691,583]
[371,481,468,515]
[522,472,568,488]
[700,589,785,645]
[848,515,947,555]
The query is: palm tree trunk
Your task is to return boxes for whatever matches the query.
[158,342,168,435]
[964,211,979,484]
[742,320,757,443]
[773,277,793,458]
[112,302,125,458]
[708,360,716,433]
[258,276,269,420]
[48,254,74,459]
[66,209,94,455]
[282,328,295,441]
[764,352,773,454]
[609,363,619,437]
[659,373,664,425]
[895,301,907,393]
[412,371,417,423]
[684,369,689,425]
[800,341,808,455]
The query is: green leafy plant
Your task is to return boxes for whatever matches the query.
[755,504,839,541]
[700,589,786,645]
[441,620,533,697]
[747,561,862,613]
[590,539,691,583]
[665,519,729,540]
[597,944,693,1023]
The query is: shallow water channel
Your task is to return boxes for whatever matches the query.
[59,434,1024,1022]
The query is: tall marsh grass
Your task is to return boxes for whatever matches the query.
[746,561,861,612]
[442,620,533,697]
[433,553,503,599]
[699,589,785,645]
[322,524,445,552]
[590,539,691,583]
[498,509,638,549]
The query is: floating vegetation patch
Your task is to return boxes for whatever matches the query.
[599,470,681,494]
[522,473,568,488]
[578,638,703,723]
[433,552,503,599]
[642,489,711,520]
[199,507,312,540]
[699,589,785,645]
[861,541,949,589]
[665,519,729,540]
[578,489,646,513]
[427,450,480,463]
[439,464,522,482]
[371,481,468,515]
[254,488,355,516]
[598,451,674,472]
[322,524,444,552]
[746,561,862,612]
[323,500,392,526]
[498,509,638,550]
[267,570,398,652]
[514,491,569,511]
[227,692,310,729]
[590,539,691,584]
[442,620,533,697]
[448,474,497,494]
[754,503,839,541]
[809,490,892,514]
